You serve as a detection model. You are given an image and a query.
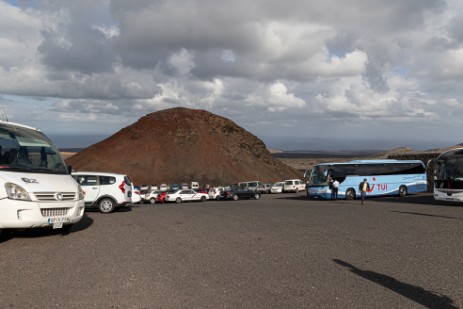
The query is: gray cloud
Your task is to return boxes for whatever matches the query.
[0,0,462,150]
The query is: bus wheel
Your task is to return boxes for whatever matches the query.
[345,188,355,200]
[399,185,408,197]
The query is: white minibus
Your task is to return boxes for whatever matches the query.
[0,121,85,237]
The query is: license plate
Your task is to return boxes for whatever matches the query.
[48,217,69,229]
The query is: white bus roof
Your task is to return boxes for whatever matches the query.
[315,159,424,166]
[437,148,463,158]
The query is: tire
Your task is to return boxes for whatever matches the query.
[98,197,116,213]
[232,194,239,201]
[176,197,182,203]
[150,198,156,204]
[399,185,408,197]
[254,193,261,200]
[200,196,206,202]
[345,188,356,200]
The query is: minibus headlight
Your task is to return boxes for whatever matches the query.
[78,185,85,200]
[5,183,31,201]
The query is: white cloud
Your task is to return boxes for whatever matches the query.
[168,48,196,76]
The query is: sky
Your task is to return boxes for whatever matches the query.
[0,0,463,150]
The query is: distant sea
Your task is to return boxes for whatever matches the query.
[49,134,110,151]
[49,133,458,153]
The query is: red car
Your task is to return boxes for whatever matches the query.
[156,190,174,203]
[156,191,167,203]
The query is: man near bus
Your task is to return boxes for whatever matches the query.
[331,177,339,201]
[359,178,370,205]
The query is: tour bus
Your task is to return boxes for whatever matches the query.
[0,121,85,237]
[433,148,463,203]
[306,159,427,200]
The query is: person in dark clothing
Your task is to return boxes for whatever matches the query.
[358,178,370,205]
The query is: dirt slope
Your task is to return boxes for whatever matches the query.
[66,107,302,186]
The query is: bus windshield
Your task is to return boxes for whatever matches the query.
[435,158,463,181]
[0,124,67,174]
[309,165,329,185]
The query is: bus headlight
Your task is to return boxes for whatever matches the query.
[78,185,85,200]
[5,183,31,201]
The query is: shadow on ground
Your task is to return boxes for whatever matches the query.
[372,193,463,207]
[333,258,459,309]
[1,214,94,242]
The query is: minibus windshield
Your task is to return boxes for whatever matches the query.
[0,124,67,174]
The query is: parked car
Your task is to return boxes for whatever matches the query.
[165,189,209,203]
[238,181,262,191]
[257,183,272,194]
[283,179,306,193]
[208,187,225,200]
[219,187,261,201]
[171,183,180,191]
[72,172,132,213]
[144,190,161,204]
[191,182,200,190]
[160,184,168,192]
[181,183,189,189]
[271,182,284,194]
[131,184,142,205]
[141,184,158,192]
[156,191,170,203]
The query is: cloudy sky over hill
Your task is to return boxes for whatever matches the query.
[0,0,462,150]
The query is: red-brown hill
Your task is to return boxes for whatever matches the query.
[66,107,302,186]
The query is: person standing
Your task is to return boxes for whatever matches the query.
[331,177,339,201]
[328,176,334,189]
[358,178,370,205]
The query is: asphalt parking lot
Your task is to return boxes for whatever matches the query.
[1,192,462,309]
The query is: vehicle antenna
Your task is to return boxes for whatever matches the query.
[0,106,8,122]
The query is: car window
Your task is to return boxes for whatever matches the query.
[75,175,97,186]
[100,176,116,185]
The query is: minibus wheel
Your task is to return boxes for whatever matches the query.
[98,198,116,213]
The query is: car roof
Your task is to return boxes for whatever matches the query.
[72,171,127,177]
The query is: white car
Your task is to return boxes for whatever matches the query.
[208,187,225,200]
[72,172,132,213]
[271,182,284,193]
[283,179,306,193]
[144,190,160,204]
[165,189,209,203]
[191,182,200,190]
[131,185,142,205]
